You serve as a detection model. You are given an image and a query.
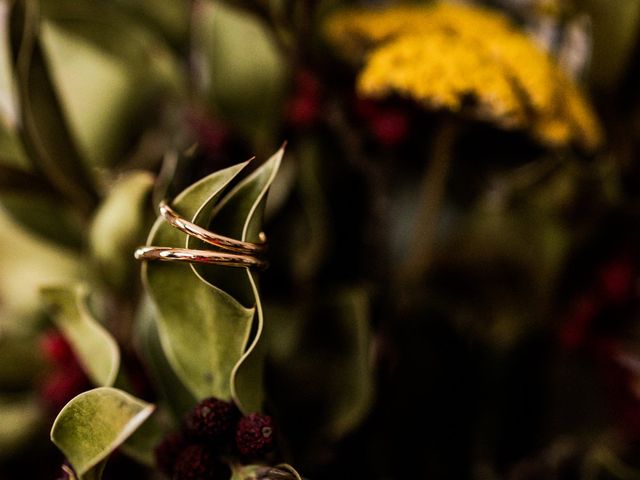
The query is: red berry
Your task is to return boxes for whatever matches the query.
[369,108,410,147]
[599,255,635,304]
[186,110,230,154]
[40,330,74,365]
[295,70,321,97]
[354,98,380,119]
[558,294,600,350]
[154,432,186,478]
[173,444,229,480]
[286,69,323,129]
[235,413,275,457]
[286,95,321,128]
[184,397,238,441]
[40,364,90,411]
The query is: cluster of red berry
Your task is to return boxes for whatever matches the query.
[155,397,275,480]
[285,69,411,147]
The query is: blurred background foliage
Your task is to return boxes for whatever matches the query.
[1,0,640,478]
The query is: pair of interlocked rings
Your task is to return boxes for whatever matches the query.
[134,201,267,269]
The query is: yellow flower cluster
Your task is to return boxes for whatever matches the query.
[325,2,602,151]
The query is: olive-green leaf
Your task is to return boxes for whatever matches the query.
[0,2,29,171]
[89,171,154,288]
[13,0,97,209]
[187,147,283,412]
[322,289,374,438]
[193,1,287,148]
[266,288,374,440]
[143,161,256,400]
[230,463,303,480]
[0,209,80,324]
[134,295,195,420]
[0,2,17,132]
[51,387,154,478]
[112,0,190,48]
[0,190,84,248]
[39,0,182,170]
[119,411,165,467]
[41,284,120,387]
[0,394,41,461]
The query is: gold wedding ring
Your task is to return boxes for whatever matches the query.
[134,246,267,269]
[159,201,266,255]
[134,201,267,269]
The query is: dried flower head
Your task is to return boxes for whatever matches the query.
[235,413,275,457]
[172,444,229,480]
[184,397,238,442]
[325,2,602,151]
[154,432,187,477]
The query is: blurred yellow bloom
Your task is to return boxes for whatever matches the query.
[325,2,602,151]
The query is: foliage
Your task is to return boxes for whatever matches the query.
[1,0,640,479]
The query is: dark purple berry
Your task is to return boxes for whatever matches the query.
[184,397,238,441]
[235,413,275,456]
[173,444,229,480]
[154,432,186,477]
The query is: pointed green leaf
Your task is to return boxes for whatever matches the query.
[266,289,374,440]
[193,1,287,147]
[230,463,303,480]
[51,387,154,479]
[13,0,97,208]
[39,0,182,169]
[0,190,84,248]
[0,394,42,460]
[187,147,284,412]
[0,2,18,132]
[41,285,120,387]
[134,295,195,420]
[143,161,256,400]
[0,209,80,325]
[0,2,29,171]
[89,171,154,288]
[119,411,165,467]
[112,0,190,47]
[322,289,374,438]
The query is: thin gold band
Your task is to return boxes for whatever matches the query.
[159,201,266,255]
[134,246,267,269]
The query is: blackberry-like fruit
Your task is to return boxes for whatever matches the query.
[235,413,275,456]
[184,397,238,441]
[154,432,186,477]
[173,444,229,480]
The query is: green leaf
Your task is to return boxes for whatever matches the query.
[0,335,45,390]
[143,161,256,400]
[89,171,154,288]
[112,0,190,48]
[51,387,154,479]
[286,139,330,282]
[230,463,303,480]
[41,285,120,387]
[321,289,374,438]
[187,147,283,412]
[0,2,29,171]
[13,0,97,209]
[0,190,84,248]
[119,411,165,467]
[0,208,80,330]
[0,2,18,132]
[193,1,287,149]
[266,288,374,440]
[134,295,195,420]
[38,0,182,170]
[0,394,42,461]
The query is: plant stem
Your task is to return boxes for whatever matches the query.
[397,118,458,286]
